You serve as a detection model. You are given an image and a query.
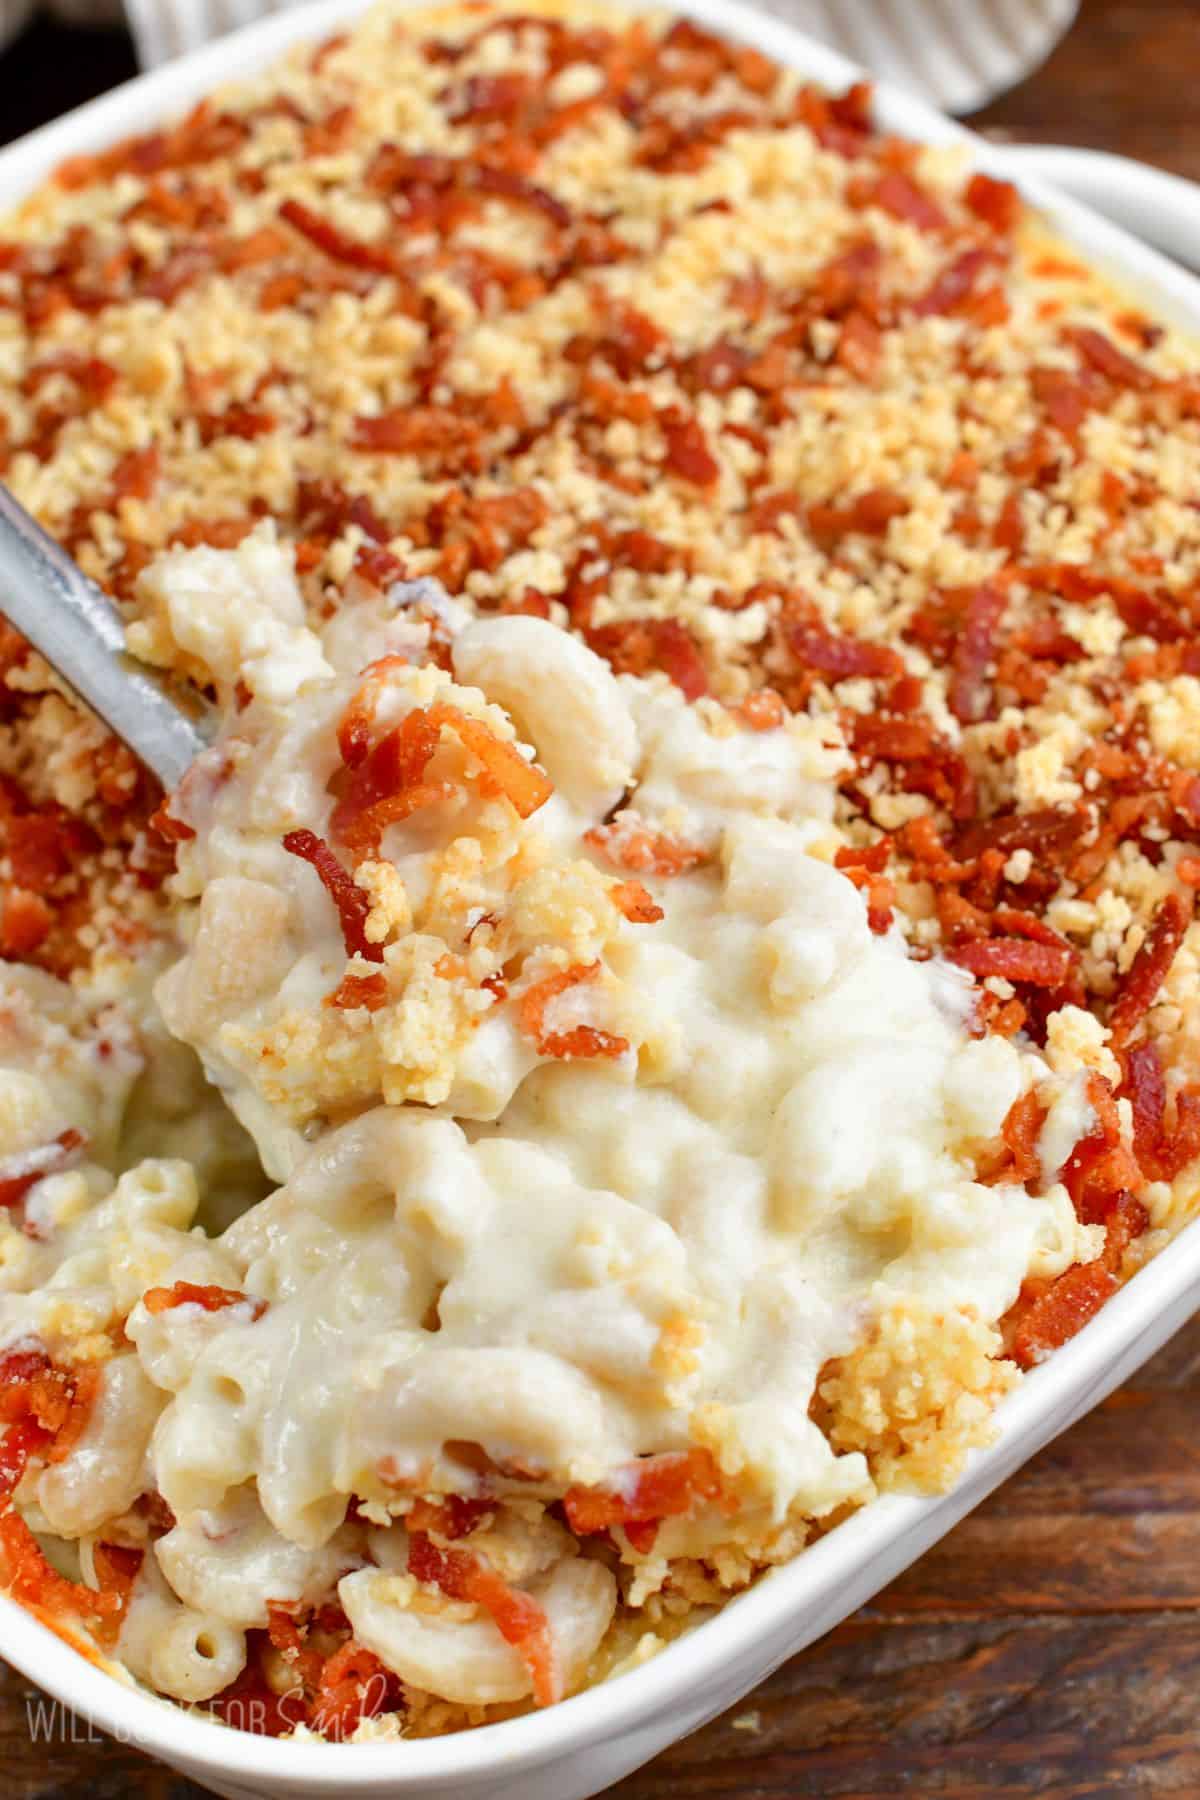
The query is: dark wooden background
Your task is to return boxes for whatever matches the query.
[3,0,1200,1792]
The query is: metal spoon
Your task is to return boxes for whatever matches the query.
[0,484,213,791]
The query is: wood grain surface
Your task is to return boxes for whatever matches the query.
[3,0,1200,1793]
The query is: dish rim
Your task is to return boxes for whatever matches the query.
[3,0,1200,1785]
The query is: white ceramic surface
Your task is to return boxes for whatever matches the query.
[120,0,1078,113]
[2,6,1200,1796]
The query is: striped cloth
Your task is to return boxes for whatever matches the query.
[1,0,1078,116]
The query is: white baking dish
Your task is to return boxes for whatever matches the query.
[3,5,1200,1796]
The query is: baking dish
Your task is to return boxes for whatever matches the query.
[3,3,1200,1796]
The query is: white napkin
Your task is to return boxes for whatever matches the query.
[117,0,1077,111]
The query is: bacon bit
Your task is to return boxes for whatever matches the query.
[0,1129,85,1211]
[147,799,195,845]
[948,583,1006,724]
[265,1604,326,1691]
[1031,366,1094,444]
[659,408,720,487]
[787,621,903,683]
[407,1495,495,1539]
[965,171,1021,234]
[451,69,534,123]
[408,1533,558,1706]
[1009,1257,1116,1369]
[563,1448,723,1534]
[610,880,664,924]
[0,1507,123,1632]
[1065,325,1153,390]
[992,489,1024,555]
[808,487,909,545]
[835,839,892,876]
[836,310,882,380]
[976,992,1027,1039]
[585,820,708,878]
[111,445,159,502]
[350,407,483,472]
[1000,1088,1047,1187]
[325,971,389,1012]
[297,479,393,550]
[1061,1073,1143,1224]
[950,938,1074,987]
[279,198,396,274]
[735,688,787,731]
[1176,857,1200,887]
[913,247,998,319]
[1124,1039,1168,1177]
[474,165,571,230]
[0,1350,123,1634]
[332,704,441,851]
[308,1640,397,1739]
[282,829,381,962]
[1010,1190,1149,1368]
[1108,891,1190,1047]
[991,908,1073,952]
[92,1541,144,1611]
[143,1281,266,1319]
[198,403,277,445]
[586,618,709,700]
[852,170,946,233]
[428,704,553,818]
[518,962,628,1061]
[851,716,975,820]
[0,891,52,958]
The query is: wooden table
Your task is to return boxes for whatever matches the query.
[4,0,1200,1792]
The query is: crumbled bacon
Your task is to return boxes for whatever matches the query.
[913,247,1000,320]
[0,1350,124,1635]
[0,892,53,958]
[350,407,483,473]
[429,703,553,819]
[659,407,720,487]
[850,170,946,233]
[518,962,628,1061]
[585,616,709,699]
[143,1281,266,1319]
[950,938,1074,987]
[325,971,389,1012]
[964,172,1021,235]
[331,706,444,855]
[807,487,909,545]
[1065,324,1153,391]
[308,1640,397,1738]
[1009,1190,1149,1368]
[999,1088,1047,1188]
[609,880,664,924]
[734,688,787,731]
[408,1532,558,1706]
[407,1494,495,1539]
[585,819,708,878]
[282,829,381,962]
[474,164,571,229]
[563,1448,723,1535]
[786,620,903,683]
[1108,891,1190,1047]
[947,583,1006,724]
[279,198,397,274]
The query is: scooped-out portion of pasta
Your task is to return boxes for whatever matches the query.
[0,528,1111,1733]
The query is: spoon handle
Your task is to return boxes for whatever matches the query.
[0,484,212,791]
